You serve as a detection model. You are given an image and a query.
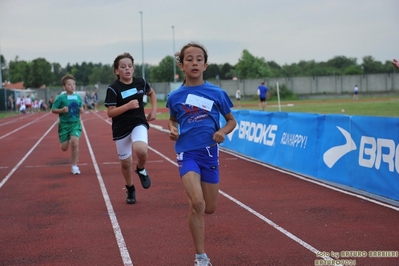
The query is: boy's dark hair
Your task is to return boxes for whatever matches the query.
[175,42,208,64]
[113,52,134,78]
[61,74,76,86]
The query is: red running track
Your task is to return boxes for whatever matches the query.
[0,110,398,266]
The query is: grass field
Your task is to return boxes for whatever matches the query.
[244,97,399,117]
[1,96,398,120]
[153,96,399,120]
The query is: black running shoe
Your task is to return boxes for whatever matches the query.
[125,185,136,204]
[135,167,151,189]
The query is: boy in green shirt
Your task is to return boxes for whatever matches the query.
[52,74,84,174]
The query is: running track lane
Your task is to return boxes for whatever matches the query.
[0,111,398,266]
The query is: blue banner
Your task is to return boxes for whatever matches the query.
[221,110,399,201]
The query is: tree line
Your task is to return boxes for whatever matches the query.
[0,51,397,89]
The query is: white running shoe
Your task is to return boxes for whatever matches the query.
[194,258,212,266]
[71,165,81,175]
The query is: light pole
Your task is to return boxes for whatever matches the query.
[172,26,176,82]
[139,11,145,79]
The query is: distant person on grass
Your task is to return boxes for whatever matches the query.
[257,81,268,111]
[51,74,84,175]
[392,59,399,70]
[92,88,99,112]
[19,101,26,114]
[166,42,237,266]
[235,88,241,107]
[84,90,90,113]
[104,52,157,204]
[16,95,22,113]
[353,84,359,100]
[48,96,55,110]
[7,94,14,112]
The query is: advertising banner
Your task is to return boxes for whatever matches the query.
[221,110,399,201]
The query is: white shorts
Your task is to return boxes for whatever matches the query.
[115,125,148,160]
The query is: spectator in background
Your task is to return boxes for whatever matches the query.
[392,59,399,70]
[8,94,14,112]
[353,85,359,100]
[19,101,26,114]
[48,96,55,110]
[25,94,32,113]
[39,98,48,111]
[92,88,99,112]
[30,93,36,102]
[84,90,90,113]
[16,95,22,113]
[257,81,268,111]
[32,99,40,113]
[235,88,241,107]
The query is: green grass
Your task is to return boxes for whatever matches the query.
[2,96,398,120]
[0,111,20,119]
[252,98,399,117]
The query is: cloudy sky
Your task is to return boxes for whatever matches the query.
[1,0,398,68]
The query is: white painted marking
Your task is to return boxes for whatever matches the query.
[81,121,133,266]
[0,119,57,188]
[0,112,52,140]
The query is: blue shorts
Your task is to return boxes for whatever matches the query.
[176,145,219,184]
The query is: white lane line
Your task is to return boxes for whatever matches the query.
[81,120,133,266]
[149,145,333,261]
[24,163,88,168]
[0,112,52,140]
[221,149,399,212]
[103,160,163,165]
[0,114,34,127]
[0,119,57,188]
[100,115,335,262]
[219,190,330,259]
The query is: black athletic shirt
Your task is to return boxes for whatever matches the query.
[104,78,151,140]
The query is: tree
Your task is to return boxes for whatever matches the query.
[220,63,234,79]
[281,63,301,77]
[149,56,170,82]
[149,56,180,82]
[8,57,29,85]
[235,50,270,79]
[362,56,382,74]
[88,64,115,85]
[134,63,152,81]
[267,61,283,77]
[24,58,53,88]
[327,56,357,69]
[203,63,219,80]
[0,54,8,82]
[343,65,363,75]
[52,62,67,85]
[72,62,93,85]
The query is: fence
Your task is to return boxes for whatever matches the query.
[2,73,399,110]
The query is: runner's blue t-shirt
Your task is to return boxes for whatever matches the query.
[258,84,268,98]
[166,81,233,153]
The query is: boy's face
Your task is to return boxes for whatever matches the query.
[115,58,134,82]
[63,79,76,94]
